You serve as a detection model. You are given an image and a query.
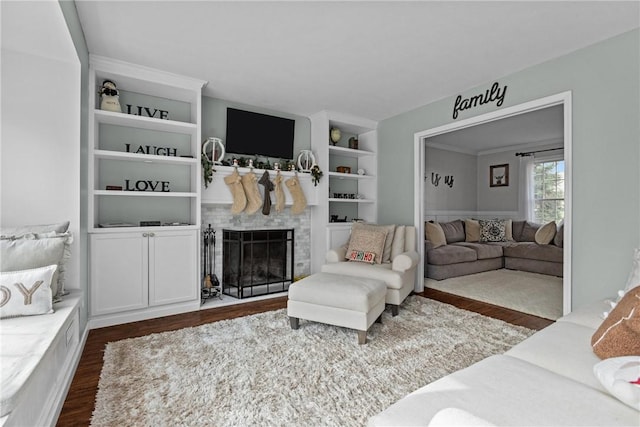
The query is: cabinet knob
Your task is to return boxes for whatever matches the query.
[149,232,155,237]
[142,233,148,237]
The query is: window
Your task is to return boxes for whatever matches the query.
[533,160,564,223]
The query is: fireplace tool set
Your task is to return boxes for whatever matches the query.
[201,224,222,303]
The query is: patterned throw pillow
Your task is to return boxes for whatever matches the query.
[478,219,507,242]
[348,250,376,263]
[345,228,388,264]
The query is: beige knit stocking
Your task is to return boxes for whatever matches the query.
[241,171,262,215]
[224,169,247,214]
[274,172,285,213]
[285,174,307,215]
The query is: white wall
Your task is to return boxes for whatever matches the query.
[1,9,81,292]
[424,147,477,212]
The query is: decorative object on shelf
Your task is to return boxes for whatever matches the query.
[202,137,225,165]
[258,171,274,215]
[125,143,177,156]
[124,104,169,119]
[241,171,262,215]
[330,127,341,146]
[310,165,323,187]
[490,164,509,187]
[201,224,221,303]
[357,168,366,175]
[223,168,247,214]
[99,80,121,113]
[274,170,285,213]
[296,149,316,172]
[348,137,359,150]
[330,215,348,223]
[285,174,307,215]
[139,221,162,227]
[124,179,170,192]
[105,185,123,191]
[336,166,351,174]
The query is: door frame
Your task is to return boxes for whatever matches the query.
[413,91,572,315]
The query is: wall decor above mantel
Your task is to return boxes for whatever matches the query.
[453,81,508,120]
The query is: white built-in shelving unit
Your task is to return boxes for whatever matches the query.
[87,55,207,328]
[310,111,378,273]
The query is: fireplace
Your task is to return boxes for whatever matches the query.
[222,228,294,299]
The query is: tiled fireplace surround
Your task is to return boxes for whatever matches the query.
[201,205,312,288]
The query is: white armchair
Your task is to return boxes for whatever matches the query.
[321,225,420,316]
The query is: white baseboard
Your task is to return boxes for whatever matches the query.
[88,300,201,329]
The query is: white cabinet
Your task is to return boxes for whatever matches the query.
[88,56,205,328]
[310,111,378,273]
[89,230,198,326]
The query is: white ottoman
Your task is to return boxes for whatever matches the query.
[287,272,387,344]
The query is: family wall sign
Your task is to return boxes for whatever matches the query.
[453,82,508,120]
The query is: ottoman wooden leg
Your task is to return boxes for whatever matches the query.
[357,330,367,345]
[290,317,299,330]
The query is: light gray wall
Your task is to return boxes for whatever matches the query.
[378,29,640,307]
[424,147,477,211]
[202,97,311,162]
[476,150,518,212]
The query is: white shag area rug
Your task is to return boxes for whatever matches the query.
[425,269,563,320]
[91,296,534,427]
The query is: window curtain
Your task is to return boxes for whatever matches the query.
[518,156,535,221]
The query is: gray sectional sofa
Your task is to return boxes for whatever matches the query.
[425,219,563,280]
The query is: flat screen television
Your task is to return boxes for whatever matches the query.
[225,108,295,159]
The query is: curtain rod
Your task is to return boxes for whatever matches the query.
[515,147,563,157]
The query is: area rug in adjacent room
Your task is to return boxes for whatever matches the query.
[425,269,563,320]
[91,296,534,427]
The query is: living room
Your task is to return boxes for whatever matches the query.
[1,1,639,426]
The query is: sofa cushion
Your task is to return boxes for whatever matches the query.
[478,219,507,242]
[506,321,604,392]
[535,221,557,245]
[390,225,406,260]
[440,220,465,243]
[321,262,405,289]
[367,354,640,427]
[502,242,563,263]
[554,221,564,248]
[511,220,526,241]
[453,242,503,260]
[520,221,541,242]
[592,286,640,359]
[558,299,612,330]
[464,219,480,242]
[428,244,477,265]
[426,222,446,248]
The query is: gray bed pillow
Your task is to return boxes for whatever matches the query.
[0,221,69,238]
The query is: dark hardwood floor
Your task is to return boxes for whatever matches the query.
[56,291,553,426]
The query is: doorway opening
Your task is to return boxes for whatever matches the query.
[414,92,572,316]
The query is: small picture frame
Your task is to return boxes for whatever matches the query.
[490,164,509,187]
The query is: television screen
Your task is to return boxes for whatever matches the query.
[225,108,295,159]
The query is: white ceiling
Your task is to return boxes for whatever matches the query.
[426,104,564,154]
[74,1,639,121]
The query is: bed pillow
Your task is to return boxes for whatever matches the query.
[535,221,557,245]
[478,219,507,242]
[0,221,69,238]
[345,227,388,264]
[591,286,640,359]
[0,265,57,318]
[352,223,396,263]
[425,222,446,248]
[593,356,640,411]
[0,233,71,301]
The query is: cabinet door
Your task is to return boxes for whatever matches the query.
[90,233,148,316]
[148,230,198,306]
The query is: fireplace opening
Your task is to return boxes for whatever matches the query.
[222,228,294,299]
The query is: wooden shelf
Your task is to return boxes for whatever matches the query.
[94,190,197,197]
[95,109,197,135]
[94,149,197,165]
[328,171,375,180]
[328,145,375,158]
